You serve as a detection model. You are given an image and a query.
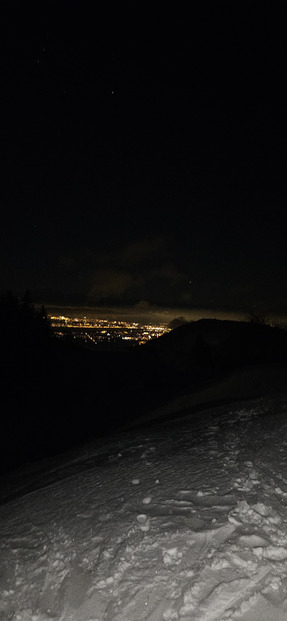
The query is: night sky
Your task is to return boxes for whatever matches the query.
[1,4,287,314]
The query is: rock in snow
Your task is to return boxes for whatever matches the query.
[2,396,287,619]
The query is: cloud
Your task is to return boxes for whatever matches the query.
[87,235,189,305]
[88,269,135,301]
[120,235,171,266]
[168,316,190,329]
[58,254,76,268]
[150,262,187,284]
[87,262,187,304]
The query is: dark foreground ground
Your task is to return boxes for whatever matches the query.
[1,318,287,474]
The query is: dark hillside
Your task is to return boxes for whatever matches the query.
[1,337,187,473]
[1,310,287,474]
[124,319,287,429]
[145,319,287,371]
[0,295,182,472]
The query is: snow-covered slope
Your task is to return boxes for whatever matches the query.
[2,395,287,620]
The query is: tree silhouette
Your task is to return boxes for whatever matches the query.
[0,289,51,355]
[246,305,269,326]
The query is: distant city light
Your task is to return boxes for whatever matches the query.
[49,314,170,347]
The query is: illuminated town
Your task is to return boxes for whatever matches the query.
[49,314,170,348]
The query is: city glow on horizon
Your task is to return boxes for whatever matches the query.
[46,304,248,324]
[49,314,170,346]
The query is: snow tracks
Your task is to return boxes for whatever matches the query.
[1,396,287,620]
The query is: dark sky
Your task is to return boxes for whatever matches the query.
[1,4,287,313]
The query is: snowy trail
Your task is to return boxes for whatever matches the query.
[1,397,287,619]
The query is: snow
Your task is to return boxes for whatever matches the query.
[2,395,287,619]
